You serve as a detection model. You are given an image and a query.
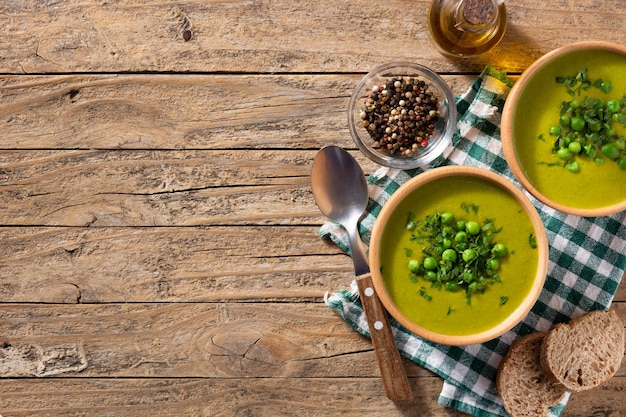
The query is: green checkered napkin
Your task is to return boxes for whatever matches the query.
[321,67,626,417]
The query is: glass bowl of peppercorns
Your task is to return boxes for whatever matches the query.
[348,62,457,170]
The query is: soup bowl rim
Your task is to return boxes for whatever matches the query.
[501,40,626,217]
[369,165,548,346]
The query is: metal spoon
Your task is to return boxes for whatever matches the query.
[311,145,412,400]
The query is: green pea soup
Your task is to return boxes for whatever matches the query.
[513,49,626,209]
[378,175,539,336]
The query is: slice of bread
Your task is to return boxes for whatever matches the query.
[497,332,567,417]
[540,309,625,392]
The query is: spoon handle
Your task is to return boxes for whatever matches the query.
[356,272,413,401]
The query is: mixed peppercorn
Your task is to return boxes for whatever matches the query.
[360,76,440,157]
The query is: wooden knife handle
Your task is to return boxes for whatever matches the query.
[356,272,413,401]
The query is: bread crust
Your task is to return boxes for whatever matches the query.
[540,309,625,392]
[497,332,567,417]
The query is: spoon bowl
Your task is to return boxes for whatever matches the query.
[311,146,368,235]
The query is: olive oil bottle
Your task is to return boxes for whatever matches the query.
[428,0,507,58]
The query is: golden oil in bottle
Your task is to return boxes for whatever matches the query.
[428,0,507,58]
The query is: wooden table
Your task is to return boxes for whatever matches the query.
[1,1,624,415]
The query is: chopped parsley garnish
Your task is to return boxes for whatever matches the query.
[529,233,537,249]
[555,67,612,97]
[540,68,626,173]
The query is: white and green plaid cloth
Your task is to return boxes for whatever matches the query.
[321,67,626,417]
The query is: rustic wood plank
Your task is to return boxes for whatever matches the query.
[0,226,355,303]
[0,376,624,417]
[0,74,476,150]
[1,0,625,74]
[0,302,623,416]
[0,303,624,379]
[0,74,355,150]
[0,150,324,226]
[0,302,428,378]
[1,376,623,417]
[0,377,472,417]
[1,149,373,227]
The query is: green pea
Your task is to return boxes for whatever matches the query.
[442,237,453,249]
[566,160,580,173]
[602,143,619,159]
[423,256,438,270]
[462,249,477,263]
[455,231,468,243]
[560,114,571,127]
[604,126,616,138]
[549,125,561,136]
[569,100,580,110]
[600,81,612,93]
[465,221,480,235]
[607,100,621,113]
[587,119,601,132]
[445,282,460,292]
[570,116,585,132]
[557,148,571,160]
[619,159,626,171]
[408,259,420,272]
[425,271,437,281]
[440,212,454,225]
[491,243,508,258]
[442,248,457,262]
[568,141,582,154]
[486,258,500,270]
[456,220,466,231]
